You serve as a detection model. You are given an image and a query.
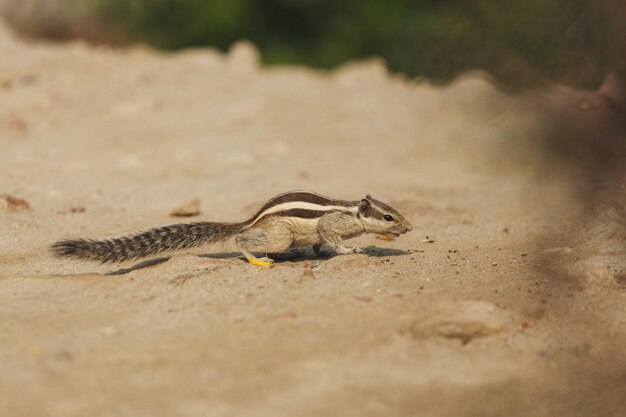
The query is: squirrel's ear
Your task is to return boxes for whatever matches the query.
[366,194,373,200]
[358,198,370,215]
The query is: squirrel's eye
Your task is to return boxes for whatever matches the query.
[383,214,394,222]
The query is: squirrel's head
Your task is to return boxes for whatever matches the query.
[357,195,413,236]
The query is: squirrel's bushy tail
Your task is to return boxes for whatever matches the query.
[51,222,243,263]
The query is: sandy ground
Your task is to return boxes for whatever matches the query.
[1,21,625,417]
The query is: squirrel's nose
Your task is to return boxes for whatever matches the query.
[406,223,413,232]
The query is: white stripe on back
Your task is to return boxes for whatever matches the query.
[246,201,358,227]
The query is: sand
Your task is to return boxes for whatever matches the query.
[1,22,625,417]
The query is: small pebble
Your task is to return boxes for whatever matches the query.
[170,198,201,217]
[1,194,31,212]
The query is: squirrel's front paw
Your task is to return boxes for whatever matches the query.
[336,246,364,255]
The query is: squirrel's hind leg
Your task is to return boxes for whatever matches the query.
[235,223,293,267]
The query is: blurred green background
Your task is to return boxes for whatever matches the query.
[7,0,625,89]
[95,0,623,88]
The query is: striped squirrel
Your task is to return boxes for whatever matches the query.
[51,191,413,267]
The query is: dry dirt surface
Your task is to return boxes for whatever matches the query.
[1,21,625,417]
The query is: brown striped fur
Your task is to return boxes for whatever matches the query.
[51,191,412,264]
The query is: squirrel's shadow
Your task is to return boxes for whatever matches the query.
[105,258,170,275]
[202,246,409,262]
[106,245,409,275]
[269,245,409,261]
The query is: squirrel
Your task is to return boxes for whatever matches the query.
[51,191,413,267]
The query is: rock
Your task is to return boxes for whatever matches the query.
[170,198,201,217]
[404,300,510,344]
[1,194,31,212]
